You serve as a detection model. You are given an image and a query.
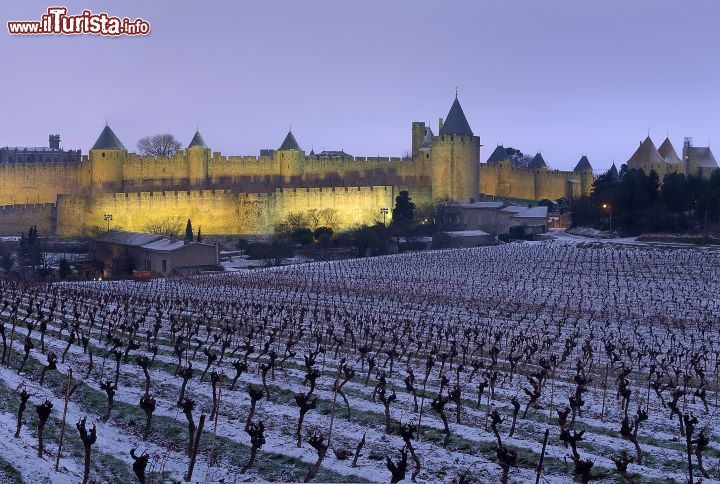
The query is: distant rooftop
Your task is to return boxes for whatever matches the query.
[445,201,505,209]
[627,136,664,166]
[445,230,490,237]
[528,153,547,169]
[97,230,215,252]
[513,206,548,218]
[573,155,592,171]
[315,150,353,158]
[419,127,434,151]
[658,137,681,164]
[97,230,163,246]
[487,145,510,164]
[0,146,78,152]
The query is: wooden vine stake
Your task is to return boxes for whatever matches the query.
[55,368,72,471]
[304,359,343,483]
[534,428,550,484]
[600,362,609,421]
[209,373,224,466]
[184,414,205,482]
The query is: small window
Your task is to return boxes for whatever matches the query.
[144,260,151,271]
[162,260,167,272]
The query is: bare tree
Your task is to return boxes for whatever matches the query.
[142,217,184,238]
[137,134,182,157]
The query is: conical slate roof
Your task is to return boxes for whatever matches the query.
[608,162,619,181]
[419,126,434,151]
[439,98,473,136]
[528,152,547,169]
[626,136,665,166]
[188,130,208,149]
[91,125,126,150]
[487,145,510,163]
[573,155,592,171]
[658,137,682,164]
[278,130,300,151]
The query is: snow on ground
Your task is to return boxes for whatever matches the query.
[0,239,719,483]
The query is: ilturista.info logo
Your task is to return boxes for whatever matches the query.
[8,7,150,36]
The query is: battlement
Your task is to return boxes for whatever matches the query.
[306,156,412,164]
[433,134,479,144]
[0,159,85,169]
[0,202,55,211]
[480,163,583,175]
[100,189,239,201]
[209,153,275,164]
[0,203,56,235]
[239,192,271,199]
[275,186,392,196]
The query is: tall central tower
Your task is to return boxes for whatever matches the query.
[431,97,480,202]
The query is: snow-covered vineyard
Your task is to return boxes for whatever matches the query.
[1,240,719,483]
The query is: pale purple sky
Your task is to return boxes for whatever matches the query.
[3,1,720,171]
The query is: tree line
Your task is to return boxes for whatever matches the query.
[572,166,720,235]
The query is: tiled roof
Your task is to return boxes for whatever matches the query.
[97,230,214,252]
[626,136,664,166]
[658,137,681,164]
[97,230,163,246]
[140,239,187,251]
[688,146,719,168]
[443,201,505,209]
[513,206,548,218]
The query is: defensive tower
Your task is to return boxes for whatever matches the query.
[89,124,126,192]
[186,129,210,188]
[276,130,305,183]
[430,97,480,202]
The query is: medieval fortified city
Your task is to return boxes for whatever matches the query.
[1,2,720,484]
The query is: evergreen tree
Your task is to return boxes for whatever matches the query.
[185,219,193,243]
[196,227,202,243]
[18,233,28,266]
[59,258,71,280]
[661,173,690,213]
[590,171,619,206]
[19,226,42,266]
[391,191,415,234]
[28,225,37,248]
[646,170,660,205]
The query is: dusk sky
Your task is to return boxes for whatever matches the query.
[3,1,720,171]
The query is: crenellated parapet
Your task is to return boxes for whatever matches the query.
[0,203,56,235]
[0,96,602,237]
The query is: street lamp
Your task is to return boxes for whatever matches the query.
[380,207,388,226]
[601,203,612,233]
[103,213,113,232]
